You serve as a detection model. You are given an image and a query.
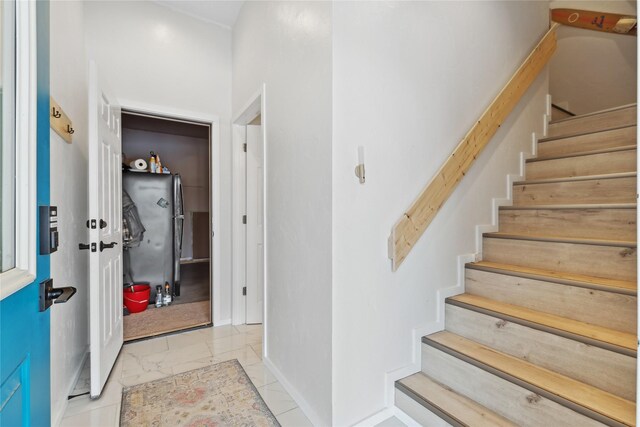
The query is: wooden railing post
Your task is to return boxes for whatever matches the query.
[389,24,558,271]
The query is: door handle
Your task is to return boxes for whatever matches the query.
[100,241,118,252]
[39,278,77,311]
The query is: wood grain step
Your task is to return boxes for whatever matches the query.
[445,304,637,401]
[482,234,637,282]
[420,338,606,427]
[548,104,637,138]
[423,331,636,426]
[525,147,636,180]
[395,385,454,427]
[483,232,636,247]
[396,372,517,427]
[498,206,636,241]
[512,173,636,206]
[500,203,637,210]
[537,125,636,158]
[467,261,637,295]
[447,294,636,355]
[464,267,637,333]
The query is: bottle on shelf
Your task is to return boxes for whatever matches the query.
[155,153,162,174]
[163,282,172,305]
[149,151,157,173]
[155,285,163,308]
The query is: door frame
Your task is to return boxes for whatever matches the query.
[0,0,38,300]
[118,99,223,326]
[231,85,267,338]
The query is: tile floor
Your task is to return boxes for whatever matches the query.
[60,324,313,427]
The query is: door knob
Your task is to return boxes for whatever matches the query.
[100,241,118,252]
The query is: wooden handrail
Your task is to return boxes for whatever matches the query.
[388,24,558,271]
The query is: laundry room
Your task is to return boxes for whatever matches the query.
[120,111,212,341]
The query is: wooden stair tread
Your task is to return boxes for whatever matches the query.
[538,124,637,143]
[447,294,636,353]
[425,331,636,426]
[514,171,636,185]
[397,372,517,427]
[529,145,637,162]
[483,232,637,248]
[467,261,637,295]
[550,104,637,125]
[500,203,636,210]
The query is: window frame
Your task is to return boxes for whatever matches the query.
[0,0,37,300]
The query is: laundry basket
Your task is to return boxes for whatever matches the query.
[123,283,151,313]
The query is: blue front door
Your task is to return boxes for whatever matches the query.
[0,2,51,425]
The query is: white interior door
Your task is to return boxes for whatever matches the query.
[88,61,123,398]
[246,124,264,324]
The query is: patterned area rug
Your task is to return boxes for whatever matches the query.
[120,360,280,426]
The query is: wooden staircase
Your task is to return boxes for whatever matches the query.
[396,104,638,427]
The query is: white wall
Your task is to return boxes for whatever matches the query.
[83,1,233,323]
[232,2,333,425]
[549,0,637,114]
[49,2,89,425]
[331,2,550,424]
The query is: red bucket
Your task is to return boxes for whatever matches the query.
[123,284,151,313]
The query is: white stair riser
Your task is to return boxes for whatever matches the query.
[499,208,636,241]
[526,149,636,180]
[548,107,637,138]
[465,268,637,333]
[445,304,636,400]
[482,237,636,282]
[421,344,605,427]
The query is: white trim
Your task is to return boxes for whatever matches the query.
[215,318,231,327]
[352,407,397,427]
[353,406,421,427]
[263,355,324,427]
[0,269,36,300]
[231,85,267,353]
[1,0,16,273]
[119,100,224,326]
[394,407,422,427]
[231,124,246,325]
[52,348,89,427]
[120,99,218,125]
[1,0,37,300]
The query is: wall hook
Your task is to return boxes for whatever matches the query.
[51,107,61,118]
[67,124,75,135]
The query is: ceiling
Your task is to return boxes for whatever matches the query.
[154,1,245,29]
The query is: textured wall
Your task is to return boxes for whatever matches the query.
[49,2,89,425]
[233,2,333,425]
[331,2,550,424]
[550,0,637,114]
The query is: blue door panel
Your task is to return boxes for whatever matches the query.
[0,1,50,425]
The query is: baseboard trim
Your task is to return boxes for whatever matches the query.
[52,347,89,427]
[214,318,231,327]
[262,356,325,427]
[352,405,422,427]
[382,251,473,410]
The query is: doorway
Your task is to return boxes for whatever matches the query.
[120,111,213,341]
[232,88,266,330]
